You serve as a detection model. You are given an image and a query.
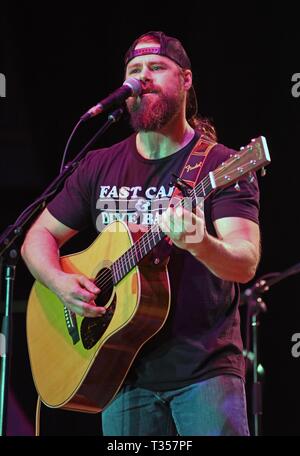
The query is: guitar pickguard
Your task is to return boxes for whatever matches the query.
[80,266,116,349]
[80,295,116,349]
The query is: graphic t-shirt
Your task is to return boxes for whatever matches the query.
[47,132,259,390]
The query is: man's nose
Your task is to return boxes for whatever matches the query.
[138,67,152,81]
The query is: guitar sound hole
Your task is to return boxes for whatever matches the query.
[94,267,113,308]
[80,267,116,349]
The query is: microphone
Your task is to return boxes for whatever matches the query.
[81,77,141,121]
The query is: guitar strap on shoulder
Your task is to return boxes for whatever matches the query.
[170,134,217,204]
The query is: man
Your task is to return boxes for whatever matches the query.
[21,31,260,435]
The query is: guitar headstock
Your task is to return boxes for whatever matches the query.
[211,136,271,189]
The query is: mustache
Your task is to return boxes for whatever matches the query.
[140,83,160,95]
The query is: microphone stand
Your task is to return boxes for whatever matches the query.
[241,262,300,436]
[0,107,123,436]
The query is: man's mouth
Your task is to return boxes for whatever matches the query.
[141,90,157,97]
[141,88,158,96]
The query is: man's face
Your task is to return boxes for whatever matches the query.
[125,41,187,131]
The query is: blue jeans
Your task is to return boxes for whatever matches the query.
[102,374,249,436]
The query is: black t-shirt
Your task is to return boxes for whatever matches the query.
[47,132,259,390]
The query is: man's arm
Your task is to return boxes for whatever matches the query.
[159,206,260,284]
[190,216,260,283]
[21,208,106,317]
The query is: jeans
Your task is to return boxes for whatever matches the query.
[102,374,249,436]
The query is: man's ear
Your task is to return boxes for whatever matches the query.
[183,69,193,91]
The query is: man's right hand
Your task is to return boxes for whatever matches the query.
[50,271,106,318]
[21,209,107,317]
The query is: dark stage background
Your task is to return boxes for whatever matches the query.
[1,4,300,436]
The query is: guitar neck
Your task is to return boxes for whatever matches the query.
[111,173,216,284]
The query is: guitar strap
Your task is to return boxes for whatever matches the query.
[170,134,217,205]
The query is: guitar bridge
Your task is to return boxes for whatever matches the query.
[64,306,80,345]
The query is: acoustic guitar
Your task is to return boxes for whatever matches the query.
[26,136,271,412]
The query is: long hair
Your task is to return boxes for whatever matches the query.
[187,111,218,142]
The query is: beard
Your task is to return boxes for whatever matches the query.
[127,87,184,132]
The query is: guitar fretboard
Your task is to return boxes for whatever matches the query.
[111,174,215,284]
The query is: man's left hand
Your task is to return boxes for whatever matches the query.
[159,204,206,251]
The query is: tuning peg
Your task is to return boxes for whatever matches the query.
[234,182,241,191]
[248,172,255,183]
[261,167,266,177]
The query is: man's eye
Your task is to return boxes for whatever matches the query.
[129,68,140,74]
[152,65,163,71]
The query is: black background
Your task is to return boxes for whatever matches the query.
[1,3,300,436]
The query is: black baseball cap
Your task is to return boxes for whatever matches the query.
[124,31,198,119]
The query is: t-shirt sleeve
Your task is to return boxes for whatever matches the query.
[208,144,260,224]
[47,150,98,230]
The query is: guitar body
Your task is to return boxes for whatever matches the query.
[26,221,171,412]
